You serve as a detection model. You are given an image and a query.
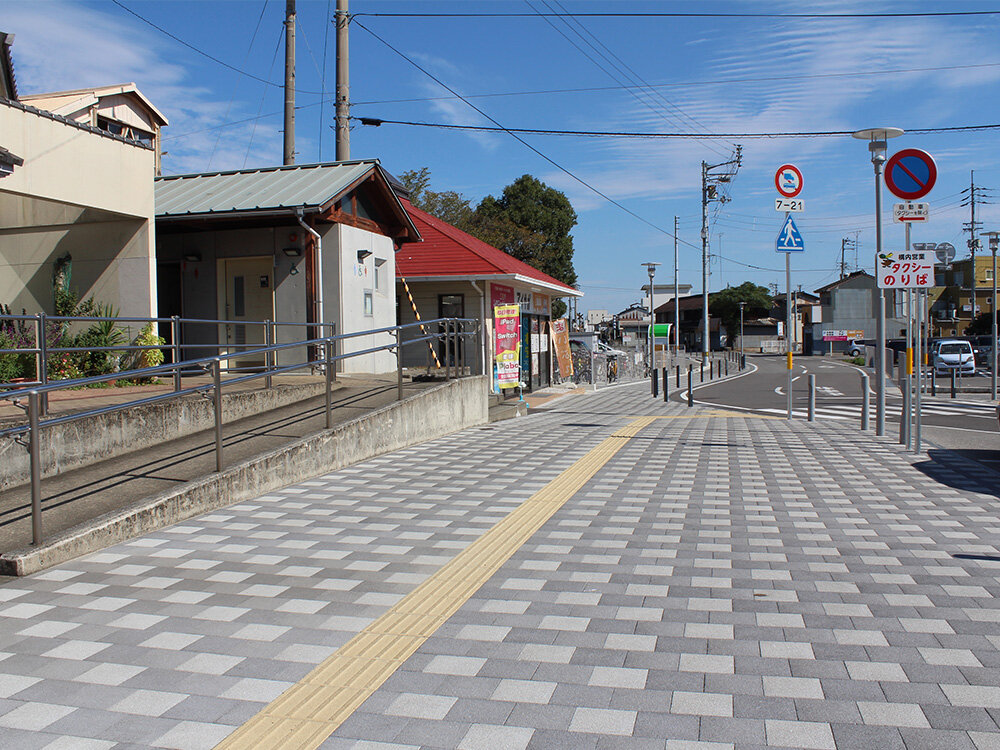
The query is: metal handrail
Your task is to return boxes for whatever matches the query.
[1,316,482,547]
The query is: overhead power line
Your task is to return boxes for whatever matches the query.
[352,19,694,248]
[355,117,1000,139]
[110,0,325,95]
[354,10,1000,18]
[351,61,1000,107]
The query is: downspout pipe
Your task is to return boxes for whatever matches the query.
[295,210,323,336]
[471,280,485,376]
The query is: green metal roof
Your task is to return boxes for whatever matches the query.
[155,159,403,220]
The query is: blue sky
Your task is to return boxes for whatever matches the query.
[5,0,1000,314]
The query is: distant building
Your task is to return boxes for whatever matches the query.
[811,271,906,354]
[20,83,169,174]
[928,255,997,337]
[586,309,611,328]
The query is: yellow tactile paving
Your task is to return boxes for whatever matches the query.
[214,415,656,750]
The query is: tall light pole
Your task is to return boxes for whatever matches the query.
[984,231,999,401]
[853,127,904,437]
[643,262,660,377]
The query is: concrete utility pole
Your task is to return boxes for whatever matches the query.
[283,0,296,165]
[700,146,742,361]
[643,262,660,373]
[674,216,680,356]
[967,171,980,329]
[335,0,350,161]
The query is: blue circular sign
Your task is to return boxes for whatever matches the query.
[885,148,937,200]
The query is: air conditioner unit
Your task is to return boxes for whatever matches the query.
[936,310,950,321]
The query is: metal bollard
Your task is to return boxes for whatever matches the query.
[700,362,704,383]
[808,374,815,422]
[860,373,870,431]
[950,368,956,399]
[931,366,936,397]
[725,359,729,376]
[326,340,335,428]
[662,367,669,402]
[213,359,224,473]
[28,390,43,546]
[741,354,746,370]
[651,364,657,396]
[687,365,694,407]
[676,365,680,389]
[652,368,659,398]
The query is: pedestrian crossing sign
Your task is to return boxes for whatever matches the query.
[776,215,805,252]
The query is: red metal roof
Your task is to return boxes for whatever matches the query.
[396,199,578,295]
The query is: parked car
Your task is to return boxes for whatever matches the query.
[933,339,976,376]
[846,339,865,357]
[594,340,627,357]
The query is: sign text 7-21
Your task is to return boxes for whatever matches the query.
[775,198,804,212]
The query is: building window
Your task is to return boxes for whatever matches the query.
[364,291,374,317]
[987,268,995,281]
[374,258,387,293]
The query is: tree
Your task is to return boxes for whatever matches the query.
[465,175,578,317]
[710,282,773,343]
[397,167,474,228]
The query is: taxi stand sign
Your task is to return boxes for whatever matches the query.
[876,249,934,288]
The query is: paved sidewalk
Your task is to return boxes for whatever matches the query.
[1,382,999,748]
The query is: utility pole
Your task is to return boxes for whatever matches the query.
[674,215,680,356]
[700,146,742,361]
[962,172,994,332]
[283,0,296,165]
[335,0,350,161]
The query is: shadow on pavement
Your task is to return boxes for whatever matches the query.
[912,448,1000,499]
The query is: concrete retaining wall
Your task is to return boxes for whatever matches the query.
[0,376,488,575]
[0,382,327,490]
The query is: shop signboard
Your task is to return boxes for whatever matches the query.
[550,319,573,378]
[491,283,515,308]
[822,329,864,342]
[494,304,521,389]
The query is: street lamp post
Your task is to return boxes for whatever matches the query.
[853,127,904,437]
[984,232,999,401]
[642,262,660,381]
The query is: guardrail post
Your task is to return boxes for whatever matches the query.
[950,368,956,399]
[28,390,43,546]
[396,330,404,401]
[662,366,668,402]
[264,320,273,390]
[171,316,182,392]
[651,368,659,398]
[861,373,870,431]
[325,339,334,428]
[213,359,224,473]
[808,374,815,422]
[37,312,49,416]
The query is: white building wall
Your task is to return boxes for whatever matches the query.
[335,224,396,374]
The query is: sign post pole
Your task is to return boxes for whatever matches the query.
[904,222,912,448]
[786,249,793,419]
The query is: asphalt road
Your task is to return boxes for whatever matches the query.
[676,353,1000,475]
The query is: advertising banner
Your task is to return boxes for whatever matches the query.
[550,319,573,379]
[494,304,521,389]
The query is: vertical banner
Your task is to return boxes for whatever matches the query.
[494,304,521,389]
[550,319,574,379]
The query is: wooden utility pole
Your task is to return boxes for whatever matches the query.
[335,0,350,160]
[283,0,296,165]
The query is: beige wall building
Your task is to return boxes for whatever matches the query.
[0,98,158,318]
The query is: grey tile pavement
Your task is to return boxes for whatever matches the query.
[0,380,997,748]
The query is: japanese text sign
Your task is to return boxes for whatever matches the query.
[876,249,934,289]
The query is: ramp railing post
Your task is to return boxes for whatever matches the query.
[330,322,339,383]
[37,312,48,416]
[213,359,224,473]
[264,320,273,390]
[171,315,182,392]
[445,320,452,381]
[396,330,404,401]
[325,340,334,428]
[28,390,43,546]
[861,373,870,431]
[808,374,815,422]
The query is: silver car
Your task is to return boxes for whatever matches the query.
[933,339,975,376]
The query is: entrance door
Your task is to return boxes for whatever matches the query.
[219,257,274,369]
[156,262,182,362]
[438,294,464,368]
